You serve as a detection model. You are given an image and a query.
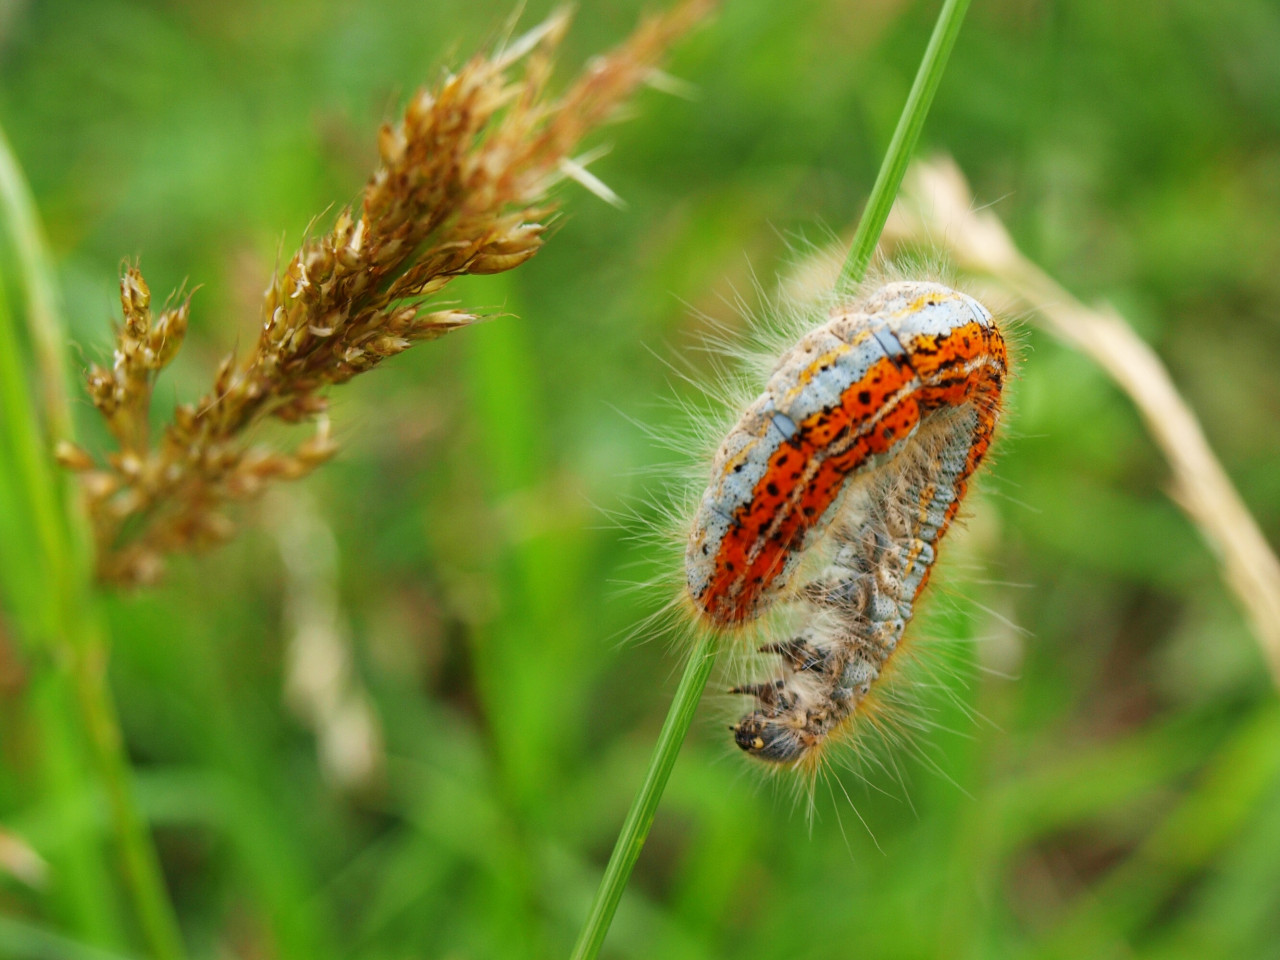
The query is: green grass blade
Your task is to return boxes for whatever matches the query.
[0,124,188,960]
[0,277,123,945]
[841,0,973,287]
[568,1,974,956]
[0,123,72,440]
[568,632,717,960]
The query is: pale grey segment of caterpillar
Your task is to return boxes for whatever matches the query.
[730,402,992,766]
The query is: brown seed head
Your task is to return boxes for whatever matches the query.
[68,1,715,586]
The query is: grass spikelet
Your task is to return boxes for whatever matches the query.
[63,0,715,587]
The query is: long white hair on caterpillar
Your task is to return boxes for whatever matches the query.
[623,246,1015,804]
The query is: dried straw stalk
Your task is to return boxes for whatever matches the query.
[884,156,1280,687]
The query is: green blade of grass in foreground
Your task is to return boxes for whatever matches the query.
[0,235,126,951]
[0,124,188,960]
[567,1,973,957]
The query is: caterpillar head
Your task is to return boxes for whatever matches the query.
[731,713,807,764]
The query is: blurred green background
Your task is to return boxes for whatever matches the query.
[3,0,1280,957]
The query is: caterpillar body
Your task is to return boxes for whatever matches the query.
[683,280,1008,767]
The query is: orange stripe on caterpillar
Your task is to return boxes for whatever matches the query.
[682,281,1008,766]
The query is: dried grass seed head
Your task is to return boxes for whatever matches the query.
[70,1,715,586]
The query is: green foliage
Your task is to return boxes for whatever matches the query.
[2,0,1280,958]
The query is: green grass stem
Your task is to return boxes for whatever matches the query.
[841,0,973,288]
[568,632,717,960]
[0,275,123,946]
[0,125,73,439]
[568,1,973,956]
[0,125,188,960]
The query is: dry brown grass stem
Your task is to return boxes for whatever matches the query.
[60,1,714,587]
[884,156,1280,687]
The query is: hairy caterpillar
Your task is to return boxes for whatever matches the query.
[684,280,1008,767]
